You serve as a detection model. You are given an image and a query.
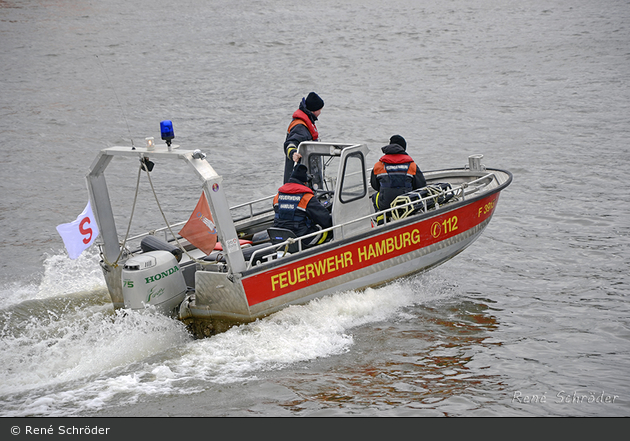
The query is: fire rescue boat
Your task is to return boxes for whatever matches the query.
[87,125,512,337]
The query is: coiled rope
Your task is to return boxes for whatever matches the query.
[390,185,457,221]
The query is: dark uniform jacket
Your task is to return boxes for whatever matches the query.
[273,181,332,238]
[283,100,319,183]
[370,143,426,210]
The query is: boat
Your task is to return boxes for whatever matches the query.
[86,125,512,337]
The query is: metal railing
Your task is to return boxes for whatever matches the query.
[245,173,498,269]
[125,194,276,245]
[229,194,276,223]
[123,172,496,268]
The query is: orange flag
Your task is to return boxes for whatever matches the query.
[179,192,218,255]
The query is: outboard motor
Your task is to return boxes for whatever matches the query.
[121,250,187,316]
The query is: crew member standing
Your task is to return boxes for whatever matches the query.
[283,92,324,183]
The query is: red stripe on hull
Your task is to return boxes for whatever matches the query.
[242,193,500,306]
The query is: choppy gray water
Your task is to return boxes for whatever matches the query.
[1,0,629,417]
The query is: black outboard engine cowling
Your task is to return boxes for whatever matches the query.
[140,235,182,262]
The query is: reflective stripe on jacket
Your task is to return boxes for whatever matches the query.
[273,182,332,238]
[372,157,417,190]
[273,190,314,223]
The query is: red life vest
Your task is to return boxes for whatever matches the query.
[287,109,319,141]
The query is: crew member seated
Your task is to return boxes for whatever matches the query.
[273,164,332,248]
[370,135,426,214]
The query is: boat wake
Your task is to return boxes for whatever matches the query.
[0,249,106,309]
[0,252,458,417]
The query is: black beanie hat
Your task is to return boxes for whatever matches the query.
[389,135,407,150]
[305,92,324,112]
[290,164,309,183]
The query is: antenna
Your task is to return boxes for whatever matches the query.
[95,55,135,149]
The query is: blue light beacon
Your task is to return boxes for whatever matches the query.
[160,120,175,148]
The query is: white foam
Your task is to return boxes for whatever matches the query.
[0,249,105,309]
[37,249,106,298]
[0,272,455,416]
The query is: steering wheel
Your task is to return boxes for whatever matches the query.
[316,190,334,210]
[316,190,334,198]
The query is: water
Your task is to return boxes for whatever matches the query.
[1,0,629,418]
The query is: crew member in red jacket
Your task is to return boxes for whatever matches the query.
[283,92,324,183]
[273,164,332,247]
[370,135,426,211]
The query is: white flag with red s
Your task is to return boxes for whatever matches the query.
[56,201,100,259]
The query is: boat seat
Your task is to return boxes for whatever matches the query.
[267,227,299,253]
[202,243,276,265]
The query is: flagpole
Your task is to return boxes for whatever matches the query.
[86,151,121,264]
